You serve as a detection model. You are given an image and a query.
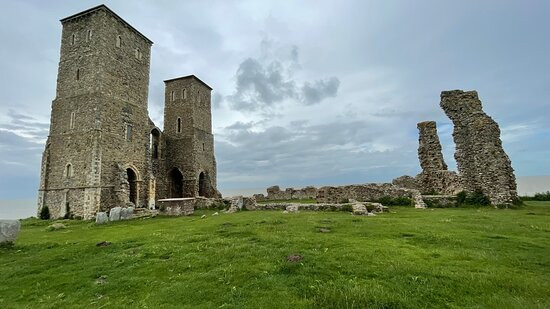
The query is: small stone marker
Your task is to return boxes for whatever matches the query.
[95,212,108,224]
[0,220,21,245]
[351,203,367,215]
[109,207,122,221]
[120,207,134,220]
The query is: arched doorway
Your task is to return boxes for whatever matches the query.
[169,168,183,198]
[127,168,138,205]
[150,128,160,159]
[198,172,207,197]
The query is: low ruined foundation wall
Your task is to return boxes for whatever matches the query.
[157,198,195,216]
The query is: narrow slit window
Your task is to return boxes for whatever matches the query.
[182,89,187,99]
[71,33,76,45]
[116,35,121,48]
[171,91,176,101]
[76,69,80,80]
[70,112,75,129]
[135,48,140,59]
[126,124,133,141]
[177,118,182,133]
[86,29,92,41]
[202,143,205,151]
[65,164,73,178]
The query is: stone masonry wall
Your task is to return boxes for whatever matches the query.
[415,121,461,195]
[440,90,518,205]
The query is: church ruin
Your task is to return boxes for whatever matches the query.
[37,5,218,219]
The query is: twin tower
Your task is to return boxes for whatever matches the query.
[37,5,218,219]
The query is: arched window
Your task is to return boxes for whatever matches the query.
[150,129,160,159]
[135,48,140,59]
[65,163,73,178]
[71,33,76,45]
[76,69,80,80]
[171,91,176,101]
[86,29,92,41]
[116,35,121,48]
[70,112,75,129]
[182,89,187,99]
[176,118,182,133]
[126,124,133,141]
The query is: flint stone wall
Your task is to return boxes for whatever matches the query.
[316,183,425,208]
[415,121,461,195]
[440,90,518,205]
[266,185,317,200]
[392,175,418,190]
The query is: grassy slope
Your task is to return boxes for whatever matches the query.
[1,202,549,308]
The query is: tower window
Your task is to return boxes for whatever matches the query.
[76,69,80,80]
[71,33,76,45]
[86,29,92,41]
[135,48,140,59]
[171,91,176,101]
[126,124,133,141]
[65,163,74,178]
[177,118,182,133]
[116,35,122,48]
[70,112,75,129]
[202,143,205,151]
[182,89,187,99]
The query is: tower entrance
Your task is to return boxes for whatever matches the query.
[169,168,184,198]
[127,168,138,206]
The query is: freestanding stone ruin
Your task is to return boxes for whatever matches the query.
[415,121,461,195]
[440,90,518,205]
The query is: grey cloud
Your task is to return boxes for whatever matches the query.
[212,92,223,109]
[228,58,297,111]
[301,77,340,105]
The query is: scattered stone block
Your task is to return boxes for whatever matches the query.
[95,212,108,224]
[47,223,67,231]
[286,205,299,212]
[352,203,367,215]
[0,220,21,245]
[109,207,122,221]
[120,207,134,220]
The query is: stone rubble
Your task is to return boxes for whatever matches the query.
[0,220,21,245]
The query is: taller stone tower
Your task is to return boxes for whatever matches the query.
[37,5,154,219]
[162,76,218,198]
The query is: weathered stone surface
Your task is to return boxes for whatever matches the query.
[0,220,21,245]
[36,5,219,220]
[230,196,244,210]
[440,90,518,205]
[415,121,461,195]
[316,183,425,208]
[422,195,457,208]
[352,203,367,215]
[365,202,388,213]
[392,175,417,190]
[95,212,108,224]
[47,223,67,231]
[109,207,122,221]
[120,207,134,220]
[157,198,195,216]
[286,205,299,212]
[242,197,257,210]
[265,185,317,200]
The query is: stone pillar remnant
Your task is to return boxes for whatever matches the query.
[440,90,518,205]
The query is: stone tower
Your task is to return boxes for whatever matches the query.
[38,5,153,219]
[162,76,218,198]
[38,5,219,219]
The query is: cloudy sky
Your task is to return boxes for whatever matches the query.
[1,0,549,200]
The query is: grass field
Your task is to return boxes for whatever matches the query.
[1,202,549,308]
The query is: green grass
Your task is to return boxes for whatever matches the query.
[1,202,549,308]
[257,198,317,204]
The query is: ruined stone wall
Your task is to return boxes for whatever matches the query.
[391,175,417,190]
[265,186,318,200]
[440,90,518,205]
[415,121,461,195]
[315,183,424,208]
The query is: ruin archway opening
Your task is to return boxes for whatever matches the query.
[150,128,160,159]
[169,168,184,198]
[198,172,208,197]
[127,168,138,206]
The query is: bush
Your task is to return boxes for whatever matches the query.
[39,206,51,220]
[530,191,550,201]
[456,190,491,207]
[340,204,353,212]
[374,196,412,206]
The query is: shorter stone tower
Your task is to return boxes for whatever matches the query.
[161,76,217,198]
